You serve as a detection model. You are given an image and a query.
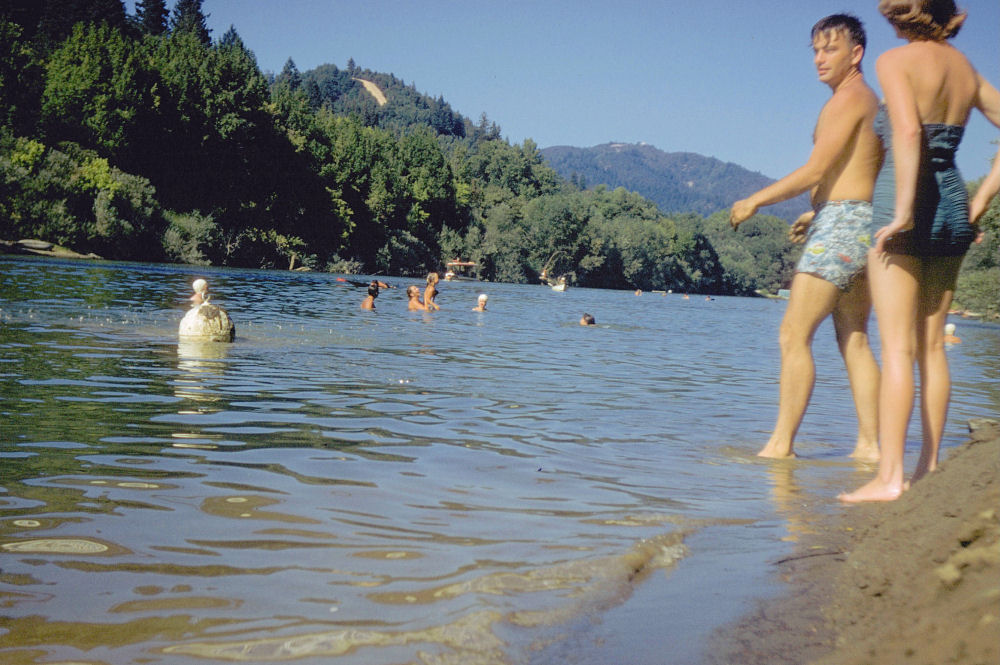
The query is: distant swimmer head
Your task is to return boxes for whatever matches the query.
[406,285,420,297]
[478,294,488,303]
[190,278,209,303]
[580,313,595,326]
[368,281,380,297]
[944,323,956,335]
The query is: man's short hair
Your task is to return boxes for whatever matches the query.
[811,13,867,51]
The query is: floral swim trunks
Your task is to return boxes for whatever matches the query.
[796,200,873,290]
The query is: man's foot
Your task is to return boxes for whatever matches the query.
[849,440,879,462]
[838,477,903,503]
[757,440,796,459]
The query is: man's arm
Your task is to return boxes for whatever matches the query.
[730,86,869,228]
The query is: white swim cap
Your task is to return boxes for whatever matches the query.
[192,278,208,294]
[944,323,956,335]
[478,293,488,302]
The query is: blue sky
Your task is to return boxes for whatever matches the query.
[130,0,998,180]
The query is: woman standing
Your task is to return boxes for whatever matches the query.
[841,0,1000,502]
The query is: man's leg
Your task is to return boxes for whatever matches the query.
[758,272,840,458]
[832,272,880,461]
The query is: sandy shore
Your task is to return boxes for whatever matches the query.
[705,418,1000,665]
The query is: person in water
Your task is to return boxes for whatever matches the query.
[424,272,441,311]
[840,0,1000,502]
[579,313,595,326]
[730,13,883,460]
[406,285,426,311]
[942,323,961,345]
[361,281,379,310]
[472,294,488,311]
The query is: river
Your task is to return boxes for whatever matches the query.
[1,255,997,664]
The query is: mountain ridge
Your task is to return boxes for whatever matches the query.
[540,142,809,222]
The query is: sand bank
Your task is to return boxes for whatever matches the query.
[706,418,1000,665]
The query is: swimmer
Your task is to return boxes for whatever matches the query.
[424,272,440,310]
[580,313,595,326]
[406,285,427,311]
[943,323,961,345]
[472,294,488,312]
[361,281,378,309]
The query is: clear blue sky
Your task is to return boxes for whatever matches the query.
[131,0,998,180]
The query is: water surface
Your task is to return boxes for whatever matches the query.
[1,256,997,664]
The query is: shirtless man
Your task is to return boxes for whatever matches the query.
[730,14,882,460]
[406,285,426,311]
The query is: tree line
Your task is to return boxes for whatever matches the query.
[0,0,995,309]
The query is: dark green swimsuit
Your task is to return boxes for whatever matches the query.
[872,105,973,256]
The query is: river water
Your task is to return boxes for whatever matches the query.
[1,256,997,665]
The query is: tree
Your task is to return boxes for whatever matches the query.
[277,58,301,90]
[170,0,210,45]
[16,0,129,54]
[135,0,168,35]
[0,19,43,136]
[40,22,161,160]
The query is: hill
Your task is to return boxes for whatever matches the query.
[540,143,809,222]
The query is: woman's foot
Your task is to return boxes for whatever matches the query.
[838,477,903,503]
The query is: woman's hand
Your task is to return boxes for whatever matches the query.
[872,216,913,253]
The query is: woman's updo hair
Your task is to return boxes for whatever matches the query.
[878,0,966,40]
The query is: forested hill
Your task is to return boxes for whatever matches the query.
[540,143,810,222]
[285,59,477,139]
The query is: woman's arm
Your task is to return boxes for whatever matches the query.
[874,50,923,253]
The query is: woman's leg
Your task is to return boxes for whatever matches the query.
[839,250,920,502]
[911,255,965,482]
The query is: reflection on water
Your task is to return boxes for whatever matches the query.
[1,256,997,664]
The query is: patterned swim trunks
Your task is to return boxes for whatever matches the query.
[796,200,873,290]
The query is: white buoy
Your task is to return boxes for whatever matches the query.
[178,279,235,342]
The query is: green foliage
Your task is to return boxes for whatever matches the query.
[0,135,163,258]
[134,0,168,36]
[162,209,218,265]
[699,210,799,294]
[170,0,210,45]
[0,19,43,136]
[955,174,1000,318]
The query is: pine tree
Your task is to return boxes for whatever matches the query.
[135,0,168,35]
[170,0,210,45]
[279,58,301,90]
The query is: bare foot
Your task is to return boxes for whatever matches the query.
[849,441,880,462]
[909,464,937,485]
[757,441,796,459]
[838,477,903,503]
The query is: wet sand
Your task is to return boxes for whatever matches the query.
[705,418,1000,665]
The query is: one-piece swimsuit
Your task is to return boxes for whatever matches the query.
[871,104,973,256]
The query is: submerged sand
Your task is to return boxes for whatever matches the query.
[705,418,1000,665]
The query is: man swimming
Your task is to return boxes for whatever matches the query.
[729,14,883,460]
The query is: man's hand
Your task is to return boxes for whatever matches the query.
[730,198,758,229]
[788,210,815,244]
